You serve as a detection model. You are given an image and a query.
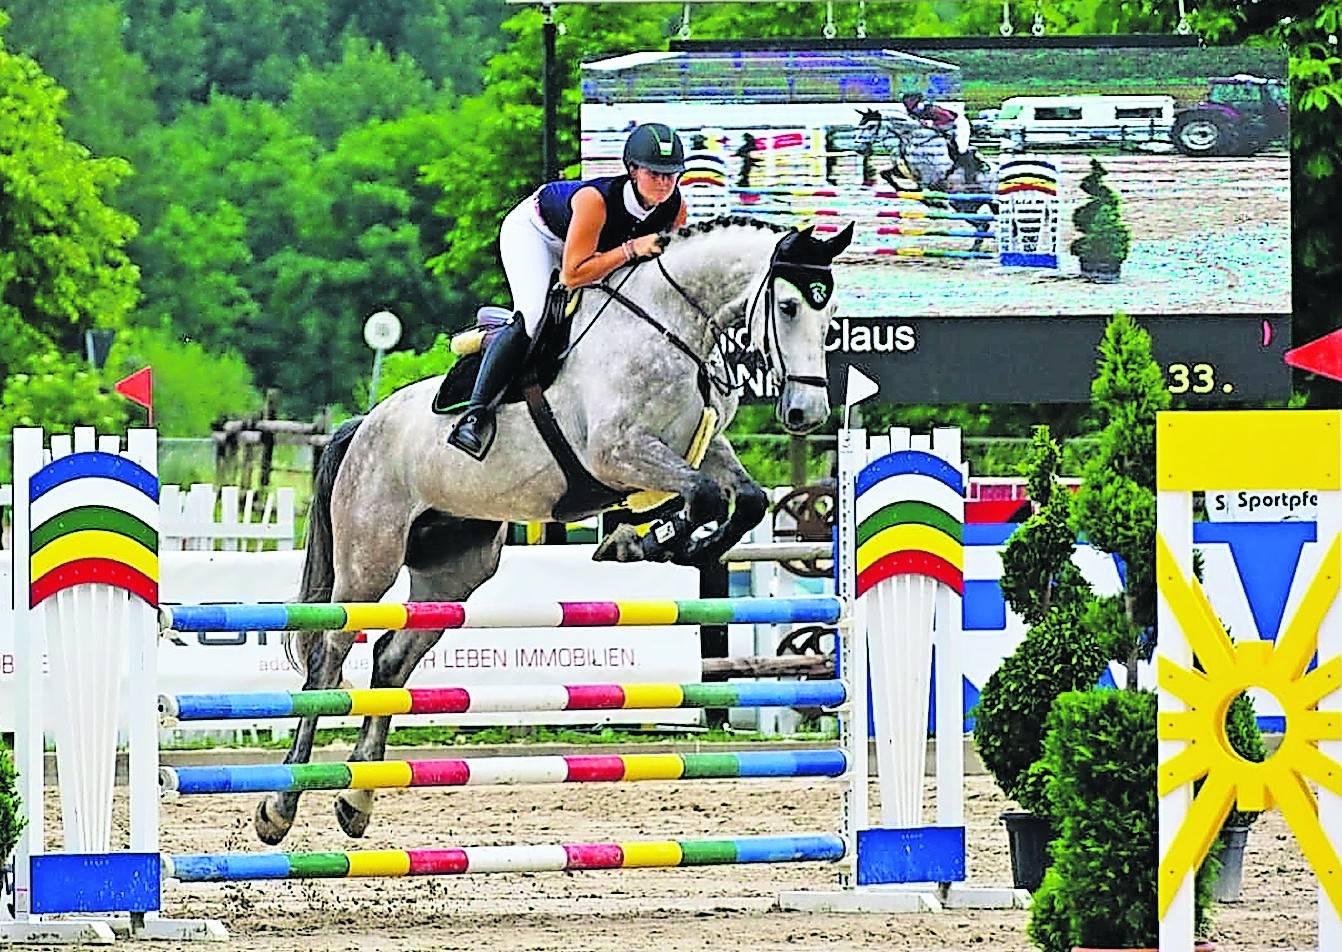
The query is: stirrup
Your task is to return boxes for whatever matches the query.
[448,408,496,461]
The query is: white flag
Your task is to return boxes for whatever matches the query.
[843,366,879,408]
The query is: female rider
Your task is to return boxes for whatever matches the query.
[449,122,691,458]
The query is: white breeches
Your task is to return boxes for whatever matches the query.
[499,192,565,337]
[953,115,971,153]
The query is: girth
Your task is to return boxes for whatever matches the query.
[522,368,714,524]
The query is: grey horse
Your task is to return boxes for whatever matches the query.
[853,108,999,229]
[254,216,854,844]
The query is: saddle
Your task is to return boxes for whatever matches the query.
[433,277,718,523]
[431,280,578,415]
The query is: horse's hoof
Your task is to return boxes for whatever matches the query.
[255,796,294,845]
[592,524,644,563]
[335,795,371,838]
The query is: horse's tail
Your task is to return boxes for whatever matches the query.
[285,415,364,673]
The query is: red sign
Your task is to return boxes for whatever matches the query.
[1284,329,1342,383]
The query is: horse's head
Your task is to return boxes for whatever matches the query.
[754,222,854,434]
[853,109,883,155]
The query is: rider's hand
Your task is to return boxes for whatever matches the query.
[631,234,665,258]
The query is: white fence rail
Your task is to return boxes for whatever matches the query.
[2,483,296,551]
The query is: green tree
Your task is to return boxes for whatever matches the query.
[0,740,24,871]
[1193,0,1342,404]
[325,0,509,96]
[1072,314,1170,687]
[106,325,260,436]
[133,200,259,353]
[0,0,156,157]
[283,39,445,147]
[973,427,1105,816]
[0,352,128,433]
[0,13,139,397]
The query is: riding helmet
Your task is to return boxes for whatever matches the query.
[623,123,686,174]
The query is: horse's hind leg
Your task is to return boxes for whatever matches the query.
[254,521,408,845]
[334,516,505,838]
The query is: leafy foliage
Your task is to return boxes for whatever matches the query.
[0,352,128,433]
[1069,159,1131,267]
[0,16,140,374]
[106,326,260,436]
[0,741,24,867]
[973,605,1106,815]
[974,426,1104,814]
[999,427,1090,625]
[1072,314,1170,684]
[1027,689,1218,952]
[368,333,459,405]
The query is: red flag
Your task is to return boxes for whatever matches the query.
[114,366,153,424]
[1285,329,1342,384]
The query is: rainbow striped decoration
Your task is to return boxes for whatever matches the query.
[28,452,159,607]
[853,451,964,597]
[159,596,843,633]
[161,750,848,795]
[166,834,846,882]
[162,679,846,720]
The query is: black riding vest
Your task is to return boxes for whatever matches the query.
[536,175,682,252]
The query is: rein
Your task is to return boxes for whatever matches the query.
[575,235,831,400]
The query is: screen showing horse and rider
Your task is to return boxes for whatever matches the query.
[580,42,1290,321]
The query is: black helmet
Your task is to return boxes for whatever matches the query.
[623,123,685,174]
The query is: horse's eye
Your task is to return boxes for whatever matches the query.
[780,299,799,317]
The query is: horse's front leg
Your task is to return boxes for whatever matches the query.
[667,435,767,567]
[589,428,730,528]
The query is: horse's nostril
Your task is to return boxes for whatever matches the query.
[786,407,806,430]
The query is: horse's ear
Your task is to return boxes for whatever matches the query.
[798,225,816,239]
[819,221,855,258]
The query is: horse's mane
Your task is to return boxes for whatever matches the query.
[668,214,791,242]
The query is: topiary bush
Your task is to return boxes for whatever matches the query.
[1026,689,1217,952]
[973,426,1104,815]
[972,604,1107,815]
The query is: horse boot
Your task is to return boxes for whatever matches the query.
[447,315,530,459]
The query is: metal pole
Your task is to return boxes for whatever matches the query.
[542,5,558,182]
[368,348,385,412]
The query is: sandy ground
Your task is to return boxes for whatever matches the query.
[825,153,1291,318]
[35,769,1317,951]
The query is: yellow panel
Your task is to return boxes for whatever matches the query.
[30,530,158,581]
[620,754,685,781]
[856,523,962,574]
[620,841,683,867]
[346,850,411,877]
[348,761,413,789]
[621,684,684,709]
[616,601,679,625]
[346,689,413,716]
[1157,410,1342,491]
[342,603,408,632]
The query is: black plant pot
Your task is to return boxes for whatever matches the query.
[1001,810,1057,892]
[1078,258,1123,283]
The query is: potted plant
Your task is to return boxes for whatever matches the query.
[972,426,1106,891]
[1070,159,1131,283]
[1,741,26,918]
[1026,689,1220,952]
[1212,692,1267,902]
[1026,314,1220,951]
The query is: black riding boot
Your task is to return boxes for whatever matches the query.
[448,316,531,459]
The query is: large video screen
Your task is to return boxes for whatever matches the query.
[580,40,1291,403]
